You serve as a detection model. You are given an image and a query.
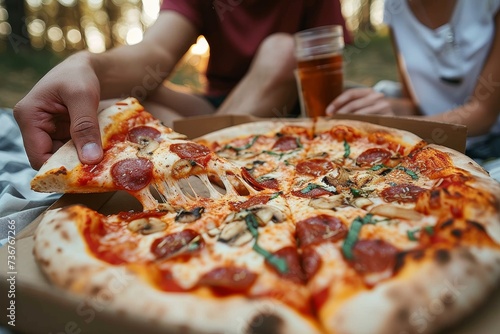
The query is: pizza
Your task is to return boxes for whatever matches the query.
[31,98,500,334]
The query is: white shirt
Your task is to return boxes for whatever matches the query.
[384,0,500,145]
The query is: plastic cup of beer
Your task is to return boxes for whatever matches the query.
[294,25,344,118]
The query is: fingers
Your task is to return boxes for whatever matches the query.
[65,94,103,165]
[326,88,393,116]
[13,101,54,170]
[14,52,104,169]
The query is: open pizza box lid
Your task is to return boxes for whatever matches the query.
[173,114,468,153]
[2,114,496,334]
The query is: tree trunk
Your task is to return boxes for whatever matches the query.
[4,0,30,51]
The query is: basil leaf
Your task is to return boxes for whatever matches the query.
[396,166,419,180]
[224,135,259,151]
[371,164,388,171]
[343,140,351,158]
[270,191,282,200]
[424,226,434,235]
[245,213,288,273]
[342,217,364,260]
[407,229,419,241]
[350,188,362,197]
[362,213,375,224]
[301,183,322,194]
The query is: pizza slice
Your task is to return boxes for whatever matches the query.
[31,98,258,210]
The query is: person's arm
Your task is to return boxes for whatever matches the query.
[428,10,500,136]
[14,12,198,170]
[94,11,197,100]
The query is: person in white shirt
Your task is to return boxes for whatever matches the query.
[327,0,500,162]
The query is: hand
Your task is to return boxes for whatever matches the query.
[14,52,103,170]
[326,87,393,116]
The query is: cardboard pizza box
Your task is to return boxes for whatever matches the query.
[0,115,485,334]
[173,114,468,153]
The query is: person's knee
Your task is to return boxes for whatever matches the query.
[252,33,296,82]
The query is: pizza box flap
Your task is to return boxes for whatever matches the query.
[173,114,467,153]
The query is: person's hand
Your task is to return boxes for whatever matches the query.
[326,87,393,116]
[14,52,103,170]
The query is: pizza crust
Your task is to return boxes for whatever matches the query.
[426,144,500,244]
[327,246,500,334]
[315,117,425,148]
[33,206,322,334]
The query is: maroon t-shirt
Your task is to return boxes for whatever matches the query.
[161,0,351,97]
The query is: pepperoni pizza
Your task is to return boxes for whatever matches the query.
[32,98,500,334]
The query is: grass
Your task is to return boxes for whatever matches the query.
[0,31,398,109]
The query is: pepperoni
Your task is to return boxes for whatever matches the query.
[351,239,398,274]
[127,126,161,144]
[272,136,299,151]
[111,158,153,191]
[151,229,204,260]
[291,187,333,198]
[230,194,272,211]
[170,143,212,166]
[356,148,392,167]
[301,246,322,280]
[83,218,127,265]
[241,168,279,191]
[198,267,257,294]
[265,246,306,284]
[296,215,347,247]
[296,159,335,177]
[258,178,279,190]
[380,183,426,203]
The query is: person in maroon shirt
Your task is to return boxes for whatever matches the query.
[14,0,349,170]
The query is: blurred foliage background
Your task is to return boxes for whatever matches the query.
[0,0,398,108]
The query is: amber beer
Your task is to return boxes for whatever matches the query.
[294,25,344,118]
[297,53,343,118]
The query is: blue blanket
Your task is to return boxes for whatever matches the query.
[0,109,59,246]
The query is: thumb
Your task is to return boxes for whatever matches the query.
[68,103,103,165]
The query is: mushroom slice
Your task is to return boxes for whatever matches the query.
[127,217,166,235]
[218,220,253,246]
[249,205,284,226]
[172,159,196,179]
[137,140,160,158]
[324,167,350,188]
[309,195,344,210]
[370,204,424,221]
[175,207,205,224]
[352,171,374,188]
